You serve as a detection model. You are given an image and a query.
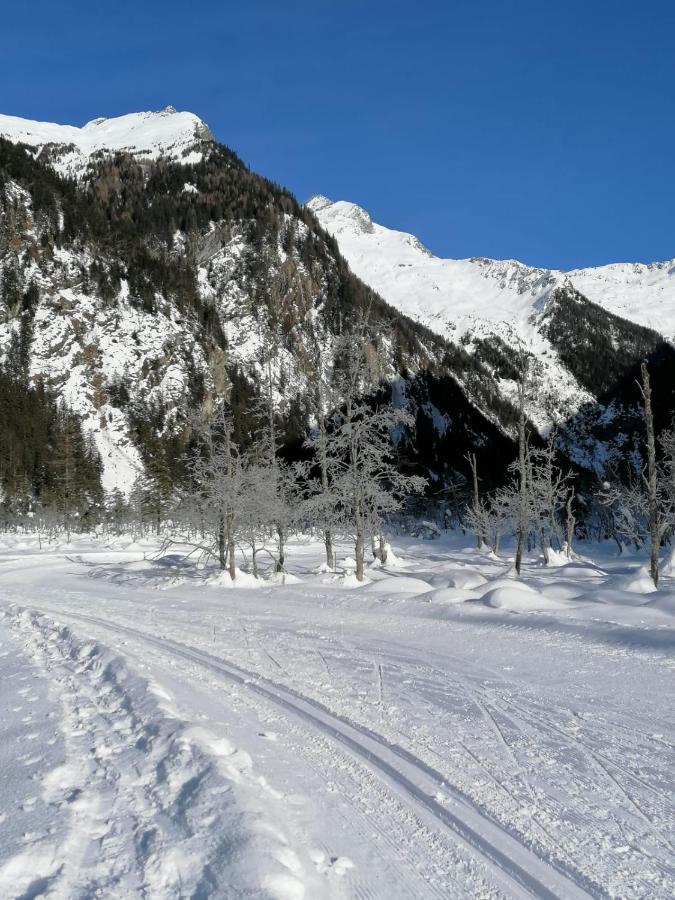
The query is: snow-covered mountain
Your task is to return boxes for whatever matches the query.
[0,107,213,177]
[3,110,515,503]
[308,195,675,338]
[1,109,673,506]
[308,195,675,441]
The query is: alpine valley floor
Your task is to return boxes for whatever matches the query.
[0,534,673,900]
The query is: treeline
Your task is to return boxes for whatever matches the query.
[0,366,103,531]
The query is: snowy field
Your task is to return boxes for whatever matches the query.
[0,534,673,900]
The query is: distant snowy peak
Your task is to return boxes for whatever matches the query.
[0,107,214,175]
[308,195,675,339]
[307,194,431,253]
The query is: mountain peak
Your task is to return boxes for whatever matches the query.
[306,196,375,236]
[0,108,214,175]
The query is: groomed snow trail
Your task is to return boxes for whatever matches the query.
[1,537,673,899]
[30,607,593,900]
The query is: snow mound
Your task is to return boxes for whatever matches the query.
[206,568,261,588]
[429,587,477,604]
[447,569,488,590]
[613,566,658,594]
[480,576,540,594]
[481,586,565,611]
[267,570,301,585]
[362,576,434,596]
[542,549,573,567]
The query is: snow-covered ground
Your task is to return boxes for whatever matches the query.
[0,534,673,899]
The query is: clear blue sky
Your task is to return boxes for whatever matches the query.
[2,0,673,269]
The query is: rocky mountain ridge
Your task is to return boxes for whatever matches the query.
[0,110,673,510]
[309,195,675,469]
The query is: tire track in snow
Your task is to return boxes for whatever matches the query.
[55,609,596,900]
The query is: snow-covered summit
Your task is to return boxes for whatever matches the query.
[307,195,675,338]
[308,195,675,439]
[0,107,213,175]
[307,195,557,335]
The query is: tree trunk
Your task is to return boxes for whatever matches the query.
[226,512,236,581]
[218,514,227,570]
[642,363,660,587]
[514,374,528,575]
[467,452,485,548]
[565,490,575,558]
[324,528,334,569]
[379,533,388,564]
[355,510,365,582]
[277,526,285,573]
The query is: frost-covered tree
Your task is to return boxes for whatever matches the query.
[601,364,673,585]
[321,330,426,580]
[528,439,572,564]
[187,405,247,580]
[513,371,529,575]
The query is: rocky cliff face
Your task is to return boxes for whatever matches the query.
[1,110,672,509]
[0,111,517,505]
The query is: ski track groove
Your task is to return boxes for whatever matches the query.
[48,607,597,900]
[492,694,675,861]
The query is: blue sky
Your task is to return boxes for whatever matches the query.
[2,0,673,269]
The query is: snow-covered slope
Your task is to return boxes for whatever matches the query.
[308,195,675,435]
[307,196,589,429]
[0,107,213,176]
[308,195,675,339]
[567,260,675,337]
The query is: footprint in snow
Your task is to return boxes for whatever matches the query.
[309,849,354,878]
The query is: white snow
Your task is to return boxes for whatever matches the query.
[0,107,213,176]
[308,195,675,433]
[0,532,673,898]
[307,195,675,340]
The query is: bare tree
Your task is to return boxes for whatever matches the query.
[321,327,426,580]
[187,405,246,580]
[639,362,660,586]
[514,372,529,575]
[528,439,572,564]
[466,452,487,548]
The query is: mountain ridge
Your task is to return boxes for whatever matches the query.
[0,108,214,177]
[306,195,675,338]
[1,110,673,512]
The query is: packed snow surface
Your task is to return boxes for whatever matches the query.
[1,533,673,898]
